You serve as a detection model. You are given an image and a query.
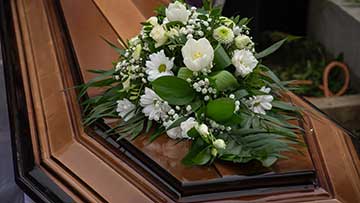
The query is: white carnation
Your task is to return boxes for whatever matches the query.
[116,99,136,121]
[232,49,258,77]
[181,38,214,72]
[165,1,191,23]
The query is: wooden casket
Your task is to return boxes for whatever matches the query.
[1,0,359,202]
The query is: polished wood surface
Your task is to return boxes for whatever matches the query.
[6,0,360,202]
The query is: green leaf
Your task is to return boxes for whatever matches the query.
[234,89,249,99]
[210,71,239,91]
[206,98,235,122]
[272,100,301,111]
[187,127,200,138]
[100,36,125,55]
[149,127,165,143]
[261,156,278,167]
[166,116,188,130]
[255,38,287,59]
[177,67,193,80]
[192,146,212,165]
[165,21,184,29]
[182,138,208,165]
[213,44,232,71]
[152,76,195,105]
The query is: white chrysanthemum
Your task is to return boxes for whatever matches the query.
[232,49,258,77]
[165,1,191,23]
[234,35,253,49]
[145,50,174,81]
[140,87,171,121]
[213,26,234,44]
[246,95,274,115]
[180,117,198,138]
[150,25,168,47]
[213,139,226,149]
[116,99,136,121]
[182,38,214,72]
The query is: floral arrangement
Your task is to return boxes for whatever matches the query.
[80,0,303,167]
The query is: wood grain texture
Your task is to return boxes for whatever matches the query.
[7,0,359,202]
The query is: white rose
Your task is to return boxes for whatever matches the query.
[180,117,198,138]
[181,38,214,72]
[232,49,258,77]
[165,1,191,23]
[213,139,226,149]
[150,25,168,47]
[147,16,158,26]
[197,124,209,136]
[235,35,252,49]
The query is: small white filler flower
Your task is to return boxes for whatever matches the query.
[145,50,174,81]
[232,49,258,77]
[182,38,214,72]
[140,87,171,121]
[165,1,191,23]
[116,98,136,121]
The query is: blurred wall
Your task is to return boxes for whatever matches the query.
[308,0,360,91]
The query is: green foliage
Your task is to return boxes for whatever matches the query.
[255,38,287,59]
[152,76,195,105]
[177,67,193,80]
[213,44,232,70]
[210,70,239,91]
[206,98,235,122]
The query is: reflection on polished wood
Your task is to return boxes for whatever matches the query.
[6,0,360,202]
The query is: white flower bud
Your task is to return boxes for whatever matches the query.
[197,124,209,136]
[213,139,226,149]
